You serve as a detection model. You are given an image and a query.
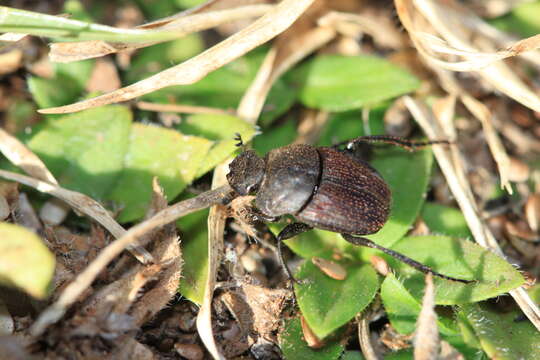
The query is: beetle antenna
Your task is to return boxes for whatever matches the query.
[234,133,244,148]
[337,135,453,152]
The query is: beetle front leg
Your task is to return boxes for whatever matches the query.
[341,234,473,284]
[275,223,313,283]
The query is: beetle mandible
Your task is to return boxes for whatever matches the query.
[226,134,472,284]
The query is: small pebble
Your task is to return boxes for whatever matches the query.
[174,343,204,360]
[311,257,347,280]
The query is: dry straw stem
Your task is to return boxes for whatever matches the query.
[414,273,439,360]
[39,0,316,114]
[358,314,380,360]
[403,96,540,331]
[136,101,234,116]
[196,163,229,360]
[318,11,404,49]
[49,4,274,62]
[238,24,336,122]
[0,169,153,264]
[433,68,513,193]
[395,0,540,113]
[30,183,231,337]
[0,128,58,185]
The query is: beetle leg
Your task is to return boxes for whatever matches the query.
[334,135,452,152]
[341,234,474,284]
[275,223,313,283]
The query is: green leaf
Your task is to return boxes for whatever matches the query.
[175,114,256,177]
[27,76,82,109]
[28,59,94,109]
[421,202,472,239]
[125,34,204,84]
[490,2,540,38]
[316,107,386,147]
[177,208,209,304]
[279,318,344,360]
[0,6,189,43]
[380,273,459,335]
[144,49,297,124]
[389,235,524,304]
[292,55,420,112]
[341,351,364,360]
[253,118,297,155]
[27,106,131,199]
[365,147,433,248]
[54,60,95,92]
[295,262,379,338]
[0,222,55,299]
[107,124,212,222]
[460,303,540,360]
[384,350,413,360]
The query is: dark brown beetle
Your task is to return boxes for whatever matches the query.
[226,135,472,283]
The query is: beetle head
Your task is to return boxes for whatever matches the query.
[227,150,265,195]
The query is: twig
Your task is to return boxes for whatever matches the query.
[29,184,232,337]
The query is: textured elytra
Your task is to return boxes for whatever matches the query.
[296,147,391,235]
[255,144,320,217]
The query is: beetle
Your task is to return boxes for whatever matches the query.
[226,134,472,284]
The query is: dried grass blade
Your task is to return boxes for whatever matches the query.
[0,169,152,263]
[238,25,336,123]
[0,128,58,185]
[414,273,439,360]
[39,0,316,114]
[49,5,274,62]
[29,184,231,337]
[408,0,540,112]
[404,96,540,332]
[196,163,229,360]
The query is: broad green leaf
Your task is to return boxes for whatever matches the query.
[384,350,413,360]
[295,262,378,338]
[54,60,95,92]
[125,34,204,84]
[176,0,206,8]
[292,55,420,112]
[341,351,364,360]
[460,303,540,360]
[316,107,387,147]
[389,236,524,304]
[28,76,82,109]
[490,1,540,38]
[286,147,433,259]
[175,114,256,177]
[380,273,459,335]
[177,208,209,304]
[28,59,94,109]
[107,124,212,222]
[0,222,55,299]
[279,318,344,360]
[364,147,433,247]
[0,6,189,43]
[421,202,471,239]
[27,106,131,199]
[145,49,297,124]
[253,118,297,155]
